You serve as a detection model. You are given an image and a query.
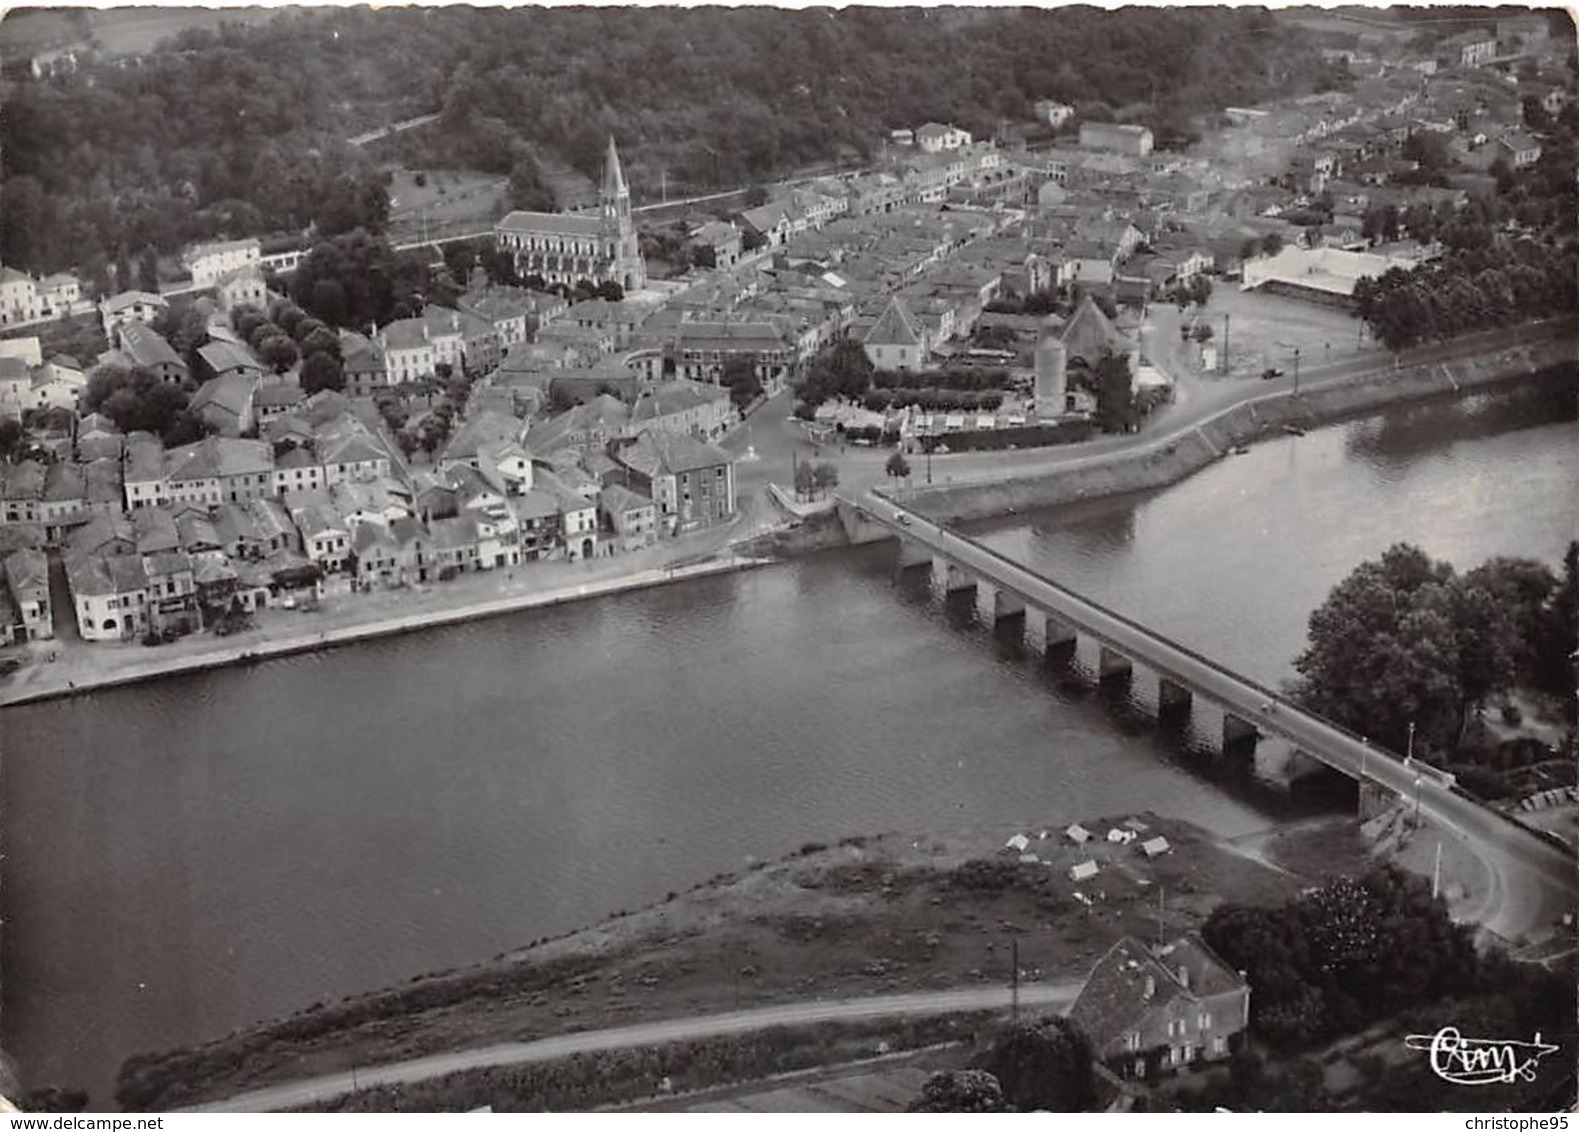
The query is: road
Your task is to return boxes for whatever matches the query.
[181,982,1080,1113]
[718,316,1576,511]
[849,499,1579,945]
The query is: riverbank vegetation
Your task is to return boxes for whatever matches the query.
[114,815,1310,1111]
[1290,541,1579,801]
[298,1014,990,1113]
[1160,866,1575,1112]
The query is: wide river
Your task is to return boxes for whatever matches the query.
[3,377,1575,1106]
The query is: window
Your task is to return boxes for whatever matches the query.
[1213,1035,1227,1056]
[1198,1012,1210,1031]
[1124,1032,1141,1052]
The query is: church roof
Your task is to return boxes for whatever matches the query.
[1060,295,1131,364]
[497,211,607,239]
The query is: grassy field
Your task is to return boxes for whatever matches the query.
[120,811,1328,1110]
[385,168,509,243]
[0,7,279,60]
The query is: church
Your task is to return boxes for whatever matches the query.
[494,138,647,294]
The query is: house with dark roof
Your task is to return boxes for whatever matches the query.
[65,552,150,641]
[117,323,188,386]
[628,380,734,443]
[1068,934,1249,1082]
[599,483,657,552]
[197,340,266,384]
[862,296,928,372]
[612,431,735,534]
[3,547,53,641]
[190,373,259,437]
[339,329,390,398]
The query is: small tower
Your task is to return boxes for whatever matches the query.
[1034,323,1068,421]
[601,137,646,294]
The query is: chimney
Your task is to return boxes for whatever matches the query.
[1177,965,1189,990]
[1143,975,1155,1001]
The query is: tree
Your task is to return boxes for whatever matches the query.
[82,366,195,443]
[885,450,911,481]
[300,351,345,396]
[1531,542,1579,710]
[1261,231,1284,257]
[1094,351,1138,434]
[742,227,768,252]
[300,326,342,361]
[595,280,625,302]
[1289,543,1535,753]
[798,338,874,406]
[908,1070,1007,1112]
[976,1018,1096,1112]
[719,355,763,411]
[743,185,770,208]
[793,459,816,500]
[256,334,300,374]
[810,461,839,498]
[0,419,23,462]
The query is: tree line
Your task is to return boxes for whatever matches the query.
[1291,542,1578,795]
[1352,238,1578,351]
[4,6,1343,278]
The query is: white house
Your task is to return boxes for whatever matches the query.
[915,122,973,153]
[186,238,262,289]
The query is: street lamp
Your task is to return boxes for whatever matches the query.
[1293,347,1301,396]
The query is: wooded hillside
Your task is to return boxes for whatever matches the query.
[3,5,1337,278]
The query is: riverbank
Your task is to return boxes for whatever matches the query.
[891,344,1576,523]
[115,811,1313,1111]
[0,552,775,709]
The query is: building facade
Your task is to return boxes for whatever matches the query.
[495,138,648,292]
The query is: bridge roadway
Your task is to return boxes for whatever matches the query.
[849,493,1578,944]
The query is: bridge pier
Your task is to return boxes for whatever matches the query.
[1130,668,1194,722]
[895,537,932,571]
[930,557,977,598]
[1222,711,1260,761]
[1073,635,1133,686]
[974,581,1025,626]
[1358,778,1398,820]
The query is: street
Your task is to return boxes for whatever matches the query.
[183,981,1081,1113]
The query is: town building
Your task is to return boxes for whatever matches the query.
[1033,100,1076,129]
[598,483,657,552]
[185,238,262,290]
[1068,934,1250,1081]
[915,122,973,153]
[114,323,188,386]
[613,431,736,535]
[863,295,929,372]
[1438,30,1497,69]
[495,138,647,292]
[1079,122,1155,157]
[99,291,169,342]
[3,548,52,641]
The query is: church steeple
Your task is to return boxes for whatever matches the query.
[602,136,628,203]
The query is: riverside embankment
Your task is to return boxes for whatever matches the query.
[0,555,773,710]
[892,338,1576,523]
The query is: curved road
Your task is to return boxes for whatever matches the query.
[182,982,1081,1113]
[850,501,1579,945]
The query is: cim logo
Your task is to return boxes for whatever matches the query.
[1403,1027,1561,1086]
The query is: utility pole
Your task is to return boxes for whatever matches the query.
[1010,936,1020,1024]
[1293,347,1301,396]
[1222,313,1230,374]
[1432,841,1442,900]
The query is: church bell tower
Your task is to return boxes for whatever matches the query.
[601,137,646,293]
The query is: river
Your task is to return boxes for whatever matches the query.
[2,378,1574,1107]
